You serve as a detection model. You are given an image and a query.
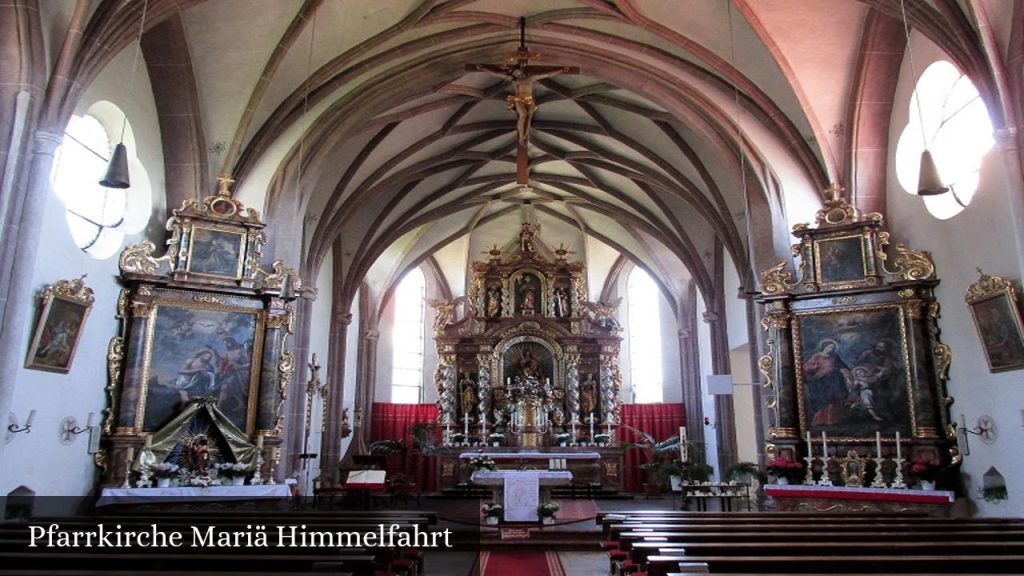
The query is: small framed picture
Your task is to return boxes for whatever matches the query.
[814,235,867,286]
[966,271,1024,373]
[25,277,94,373]
[186,226,246,278]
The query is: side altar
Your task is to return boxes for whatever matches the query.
[430,220,623,455]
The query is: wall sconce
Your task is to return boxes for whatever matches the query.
[7,410,36,434]
[958,414,998,456]
[59,413,94,444]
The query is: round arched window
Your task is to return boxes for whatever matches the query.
[895,61,994,219]
[50,106,152,259]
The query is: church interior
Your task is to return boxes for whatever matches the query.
[2,1,1024,574]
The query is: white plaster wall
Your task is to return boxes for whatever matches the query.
[375,296,395,403]
[886,36,1022,516]
[0,45,162,497]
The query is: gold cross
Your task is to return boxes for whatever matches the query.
[823,182,845,203]
[216,175,236,197]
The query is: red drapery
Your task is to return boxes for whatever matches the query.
[619,403,686,492]
[369,403,438,492]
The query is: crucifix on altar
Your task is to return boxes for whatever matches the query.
[467,17,579,184]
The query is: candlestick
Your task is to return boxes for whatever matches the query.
[875,431,882,460]
[589,412,595,442]
[463,413,470,440]
[680,426,689,462]
[895,431,901,460]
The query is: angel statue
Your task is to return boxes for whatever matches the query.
[583,298,622,330]
[427,298,456,333]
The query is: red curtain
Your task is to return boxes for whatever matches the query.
[619,403,686,492]
[369,402,438,492]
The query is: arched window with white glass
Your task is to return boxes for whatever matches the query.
[627,266,663,403]
[391,268,426,403]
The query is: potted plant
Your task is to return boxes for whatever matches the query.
[482,502,503,524]
[618,423,687,495]
[449,432,466,446]
[725,461,764,485]
[150,462,180,488]
[537,501,559,524]
[594,433,611,446]
[468,455,497,472]
[908,455,941,490]
[765,455,804,484]
[553,432,572,447]
[214,462,250,486]
[488,432,504,447]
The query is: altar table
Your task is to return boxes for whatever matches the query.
[97,482,293,506]
[470,470,572,522]
[764,484,954,516]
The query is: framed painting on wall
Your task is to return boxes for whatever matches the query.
[793,304,914,439]
[137,299,264,433]
[25,277,94,373]
[966,271,1024,372]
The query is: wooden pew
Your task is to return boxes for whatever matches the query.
[645,553,1024,575]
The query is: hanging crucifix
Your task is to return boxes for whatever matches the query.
[467,17,579,184]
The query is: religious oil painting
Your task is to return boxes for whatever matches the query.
[794,305,913,439]
[25,290,92,373]
[815,235,866,286]
[187,226,245,278]
[139,302,263,433]
[969,290,1024,372]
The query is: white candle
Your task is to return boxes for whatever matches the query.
[680,426,689,462]
[820,431,828,459]
[806,431,813,459]
[589,413,595,439]
[25,410,36,427]
[875,431,882,460]
[126,446,135,463]
[143,434,152,448]
[256,432,265,449]
[895,431,901,460]
[85,412,94,429]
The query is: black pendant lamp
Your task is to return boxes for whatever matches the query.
[99,0,148,189]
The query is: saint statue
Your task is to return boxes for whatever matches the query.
[580,374,598,415]
[518,274,538,314]
[487,285,501,317]
[460,373,477,418]
[552,286,568,318]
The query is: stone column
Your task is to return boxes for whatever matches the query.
[704,309,738,471]
[994,128,1024,278]
[320,311,352,480]
[677,325,705,449]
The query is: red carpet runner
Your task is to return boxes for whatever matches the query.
[478,551,566,576]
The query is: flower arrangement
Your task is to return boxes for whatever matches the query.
[488,432,505,441]
[909,455,941,483]
[537,501,560,518]
[468,455,497,472]
[150,462,180,479]
[552,432,572,443]
[765,455,803,483]
[481,502,503,517]
[449,432,466,444]
[213,462,250,478]
[594,433,611,445]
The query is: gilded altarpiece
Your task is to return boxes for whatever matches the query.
[98,186,311,487]
[755,188,958,479]
[433,225,623,489]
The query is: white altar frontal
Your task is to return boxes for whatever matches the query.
[470,470,572,522]
[97,482,294,507]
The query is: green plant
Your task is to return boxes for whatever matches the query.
[537,501,560,517]
[482,502,503,516]
[982,485,1008,502]
[725,461,765,484]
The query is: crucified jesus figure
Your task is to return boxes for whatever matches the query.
[473,62,574,146]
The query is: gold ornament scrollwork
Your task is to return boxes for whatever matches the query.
[118,241,166,276]
[104,336,125,434]
[965,269,1016,303]
[758,261,797,295]
[275,350,294,435]
[933,342,951,382]
[877,233,935,281]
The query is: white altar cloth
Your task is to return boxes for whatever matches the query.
[471,470,572,522]
[97,482,293,506]
[459,451,600,460]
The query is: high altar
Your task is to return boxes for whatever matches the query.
[432,221,624,490]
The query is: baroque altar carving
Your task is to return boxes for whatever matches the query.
[99,182,313,487]
[755,186,957,486]
[434,221,621,446]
